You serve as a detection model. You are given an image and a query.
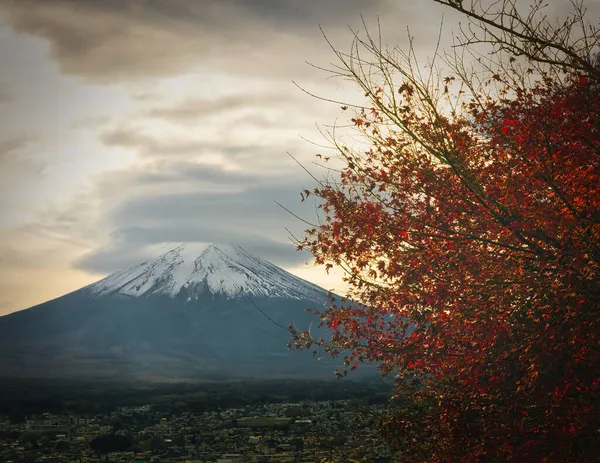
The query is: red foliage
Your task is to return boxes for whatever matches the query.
[295,59,600,461]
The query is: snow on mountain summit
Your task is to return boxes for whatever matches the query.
[87,243,326,301]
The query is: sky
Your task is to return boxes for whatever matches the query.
[0,0,592,315]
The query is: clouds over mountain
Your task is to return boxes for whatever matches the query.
[72,164,316,274]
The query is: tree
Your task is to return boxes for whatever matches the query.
[291,1,600,461]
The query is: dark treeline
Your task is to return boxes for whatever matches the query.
[0,378,393,420]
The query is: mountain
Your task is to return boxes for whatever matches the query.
[0,244,340,382]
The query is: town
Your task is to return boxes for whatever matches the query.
[0,398,397,462]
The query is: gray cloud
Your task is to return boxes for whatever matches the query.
[1,0,394,83]
[72,164,317,274]
[135,163,261,186]
[70,115,111,131]
[76,231,310,275]
[99,127,293,166]
[110,182,303,230]
[147,93,303,126]
[100,127,152,151]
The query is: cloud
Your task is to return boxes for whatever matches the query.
[70,115,111,130]
[98,126,302,174]
[147,93,303,126]
[134,163,261,187]
[70,162,317,274]
[1,0,394,83]
[2,0,208,82]
[97,85,324,173]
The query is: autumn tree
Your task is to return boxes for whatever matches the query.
[291,0,600,461]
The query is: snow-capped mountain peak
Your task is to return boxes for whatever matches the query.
[87,243,326,301]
